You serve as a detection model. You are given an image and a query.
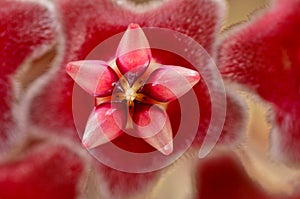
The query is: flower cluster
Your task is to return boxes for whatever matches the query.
[0,0,300,198]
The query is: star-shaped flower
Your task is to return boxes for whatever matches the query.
[66,23,200,155]
[219,0,300,165]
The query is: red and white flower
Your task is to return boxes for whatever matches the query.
[66,24,200,154]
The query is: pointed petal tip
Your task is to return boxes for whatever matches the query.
[159,142,173,155]
[81,139,91,149]
[82,104,126,150]
[187,69,201,86]
[82,123,110,150]
[65,60,118,96]
[82,131,108,150]
[65,62,79,76]
[65,63,72,72]
[82,134,98,150]
[192,69,201,81]
[128,23,140,30]
[116,23,151,75]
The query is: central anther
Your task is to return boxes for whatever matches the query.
[125,87,136,102]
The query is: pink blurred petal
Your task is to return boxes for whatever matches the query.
[116,23,151,78]
[66,60,118,97]
[133,104,173,155]
[270,108,300,165]
[83,103,126,149]
[217,88,247,145]
[0,0,57,148]
[96,163,159,199]
[0,142,83,199]
[142,65,200,102]
[196,153,300,199]
[218,0,300,165]
[196,154,267,199]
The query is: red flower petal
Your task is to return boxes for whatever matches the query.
[217,89,247,145]
[66,60,118,97]
[83,103,126,149]
[270,108,300,165]
[196,153,300,199]
[133,104,173,155]
[218,0,300,165]
[116,23,151,79]
[142,65,200,102]
[219,0,300,108]
[96,163,159,199]
[196,154,267,199]
[0,142,83,199]
[0,0,56,148]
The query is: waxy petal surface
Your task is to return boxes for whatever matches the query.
[133,104,173,155]
[142,65,200,102]
[66,60,118,97]
[0,143,83,199]
[219,0,300,165]
[0,0,56,149]
[116,23,151,78]
[83,103,126,149]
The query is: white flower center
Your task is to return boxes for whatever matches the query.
[125,88,136,102]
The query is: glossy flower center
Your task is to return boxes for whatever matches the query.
[66,23,200,155]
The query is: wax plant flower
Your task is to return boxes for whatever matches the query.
[0,0,299,198]
[66,23,200,154]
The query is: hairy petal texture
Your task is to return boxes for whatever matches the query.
[196,153,300,199]
[0,142,84,199]
[0,0,57,150]
[219,0,300,165]
[96,163,159,199]
[26,0,226,197]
